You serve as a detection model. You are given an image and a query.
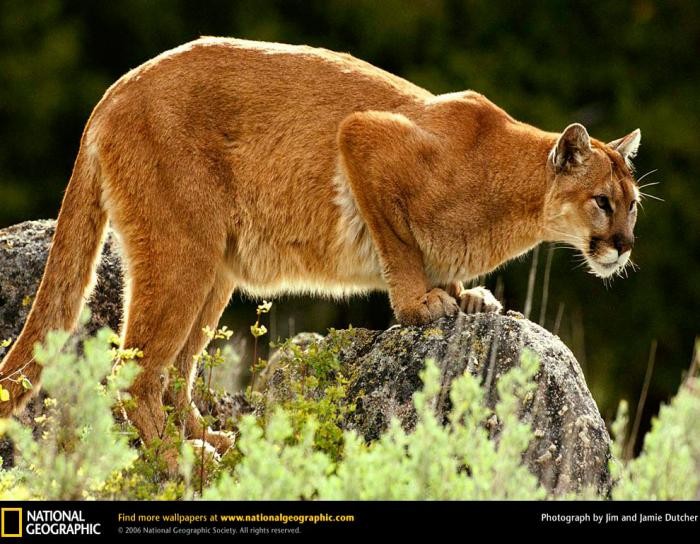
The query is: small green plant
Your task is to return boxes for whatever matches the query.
[271,330,356,461]
[248,300,272,396]
[193,325,233,493]
[0,327,140,499]
[0,337,34,403]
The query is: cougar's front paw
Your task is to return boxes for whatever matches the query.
[395,288,459,325]
[456,285,502,314]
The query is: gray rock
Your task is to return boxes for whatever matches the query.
[264,313,612,495]
[0,219,124,343]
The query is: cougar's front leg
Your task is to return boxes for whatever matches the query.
[368,224,458,325]
[391,269,460,325]
[338,111,459,326]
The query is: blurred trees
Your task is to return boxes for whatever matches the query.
[0,0,698,436]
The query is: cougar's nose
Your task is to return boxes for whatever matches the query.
[613,233,634,254]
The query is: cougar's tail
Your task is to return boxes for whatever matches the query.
[0,140,108,415]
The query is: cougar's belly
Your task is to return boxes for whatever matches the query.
[225,172,384,298]
[227,235,384,298]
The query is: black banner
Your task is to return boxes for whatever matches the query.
[0,500,697,540]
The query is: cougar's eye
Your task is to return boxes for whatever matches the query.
[594,195,611,211]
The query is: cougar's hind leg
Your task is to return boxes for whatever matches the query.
[165,267,236,454]
[120,233,221,471]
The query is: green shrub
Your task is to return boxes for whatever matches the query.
[0,327,139,499]
[265,329,355,461]
[1,325,699,501]
[611,378,700,500]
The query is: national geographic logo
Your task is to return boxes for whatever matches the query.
[1,508,101,537]
[1,508,22,538]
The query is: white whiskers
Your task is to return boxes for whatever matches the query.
[639,191,664,202]
[635,169,659,185]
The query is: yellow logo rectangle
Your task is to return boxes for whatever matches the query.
[1,508,22,538]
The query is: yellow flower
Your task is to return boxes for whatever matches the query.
[250,324,268,338]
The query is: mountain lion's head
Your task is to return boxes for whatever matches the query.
[545,123,642,278]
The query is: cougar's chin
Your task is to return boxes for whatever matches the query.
[585,249,631,278]
[587,258,620,278]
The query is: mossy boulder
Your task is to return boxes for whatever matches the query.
[263,313,612,495]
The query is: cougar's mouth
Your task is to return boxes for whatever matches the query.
[586,247,631,278]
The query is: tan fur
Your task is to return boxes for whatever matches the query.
[0,38,641,465]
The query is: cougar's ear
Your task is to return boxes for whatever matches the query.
[608,129,641,163]
[549,123,592,173]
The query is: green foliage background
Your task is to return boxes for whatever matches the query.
[0,1,698,442]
